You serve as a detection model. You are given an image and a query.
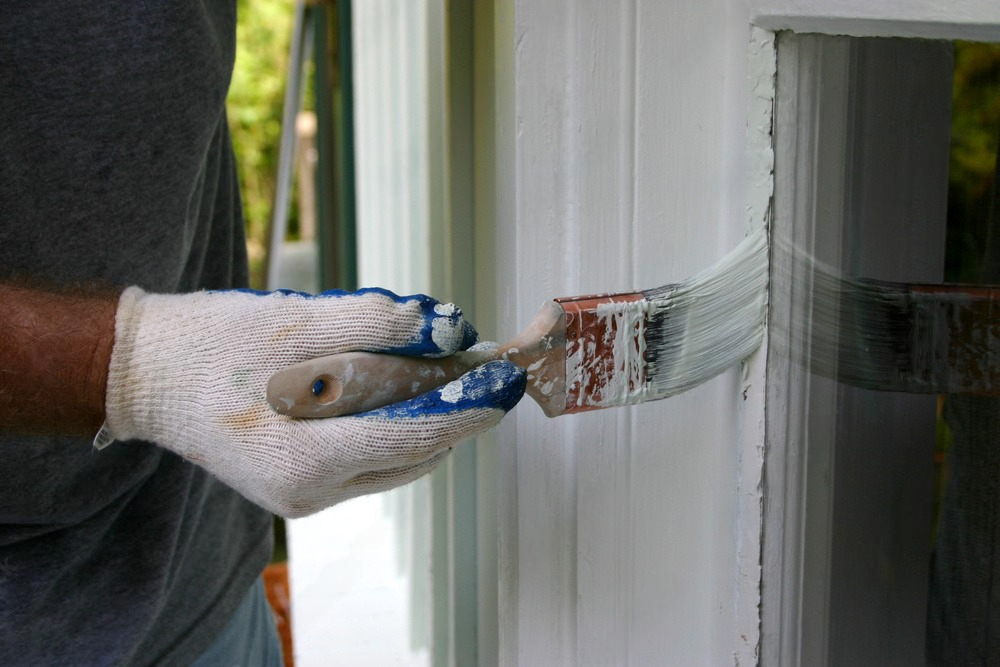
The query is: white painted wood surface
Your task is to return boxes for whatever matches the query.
[753,0,1000,40]
[493,1,1000,664]
[496,2,769,664]
[288,1,1000,664]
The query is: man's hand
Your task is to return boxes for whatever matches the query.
[102,287,525,517]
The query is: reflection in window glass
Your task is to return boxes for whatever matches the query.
[765,33,1000,665]
[927,40,1000,665]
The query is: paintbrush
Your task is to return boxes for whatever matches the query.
[779,248,1000,395]
[265,229,769,418]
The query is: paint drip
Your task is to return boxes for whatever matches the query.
[564,298,650,408]
[440,379,464,403]
[430,302,465,353]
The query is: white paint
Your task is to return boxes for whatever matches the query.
[590,298,648,407]
[439,379,464,403]
[495,2,771,664]
[645,228,768,401]
[735,27,776,666]
[492,3,1000,661]
[432,302,457,317]
[430,310,463,354]
[753,0,1000,40]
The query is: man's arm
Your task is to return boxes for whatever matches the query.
[0,283,525,515]
[0,282,118,436]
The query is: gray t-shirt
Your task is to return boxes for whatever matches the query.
[0,2,274,664]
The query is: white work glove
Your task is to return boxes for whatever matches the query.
[102,287,525,518]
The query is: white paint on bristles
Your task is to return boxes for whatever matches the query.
[570,228,768,409]
[643,227,768,401]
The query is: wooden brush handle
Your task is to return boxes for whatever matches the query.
[267,301,571,419]
[266,349,499,418]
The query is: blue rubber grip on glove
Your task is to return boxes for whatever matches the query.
[357,360,527,419]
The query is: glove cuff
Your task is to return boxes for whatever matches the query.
[104,286,149,442]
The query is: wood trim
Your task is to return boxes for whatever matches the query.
[752,0,1000,41]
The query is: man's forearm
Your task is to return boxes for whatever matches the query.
[0,282,118,437]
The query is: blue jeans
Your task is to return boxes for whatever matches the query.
[190,579,284,667]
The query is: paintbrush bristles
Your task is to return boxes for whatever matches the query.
[783,250,1000,395]
[792,262,913,390]
[644,229,769,399]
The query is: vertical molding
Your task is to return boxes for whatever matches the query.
[491,1,519,664]
[441,4,479,665]
[763,34,855,666]
[421,2,451,660]
[425,0,448,300]
[735,26,776,666]
[510,2,581,662]
[353,0,432,295]
[472,2,501,665]
[573,2,638,664]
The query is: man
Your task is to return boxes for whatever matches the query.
[0,2,525,664]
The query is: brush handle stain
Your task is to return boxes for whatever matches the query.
[265,349,499,418]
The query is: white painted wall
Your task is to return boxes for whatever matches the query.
[494,2,768,664]
[492,0,1000,664]
[288,1,1000,665]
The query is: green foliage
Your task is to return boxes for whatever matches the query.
[951,43,1000,199]
[228,0,294,288]
[946,42,1000,283]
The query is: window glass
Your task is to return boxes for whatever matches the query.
[765,33,1000,665]
[928,39,1000,665]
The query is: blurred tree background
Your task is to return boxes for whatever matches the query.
[935,41,1000,541]
[228,0,294,289]
[946,41,1000,283]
